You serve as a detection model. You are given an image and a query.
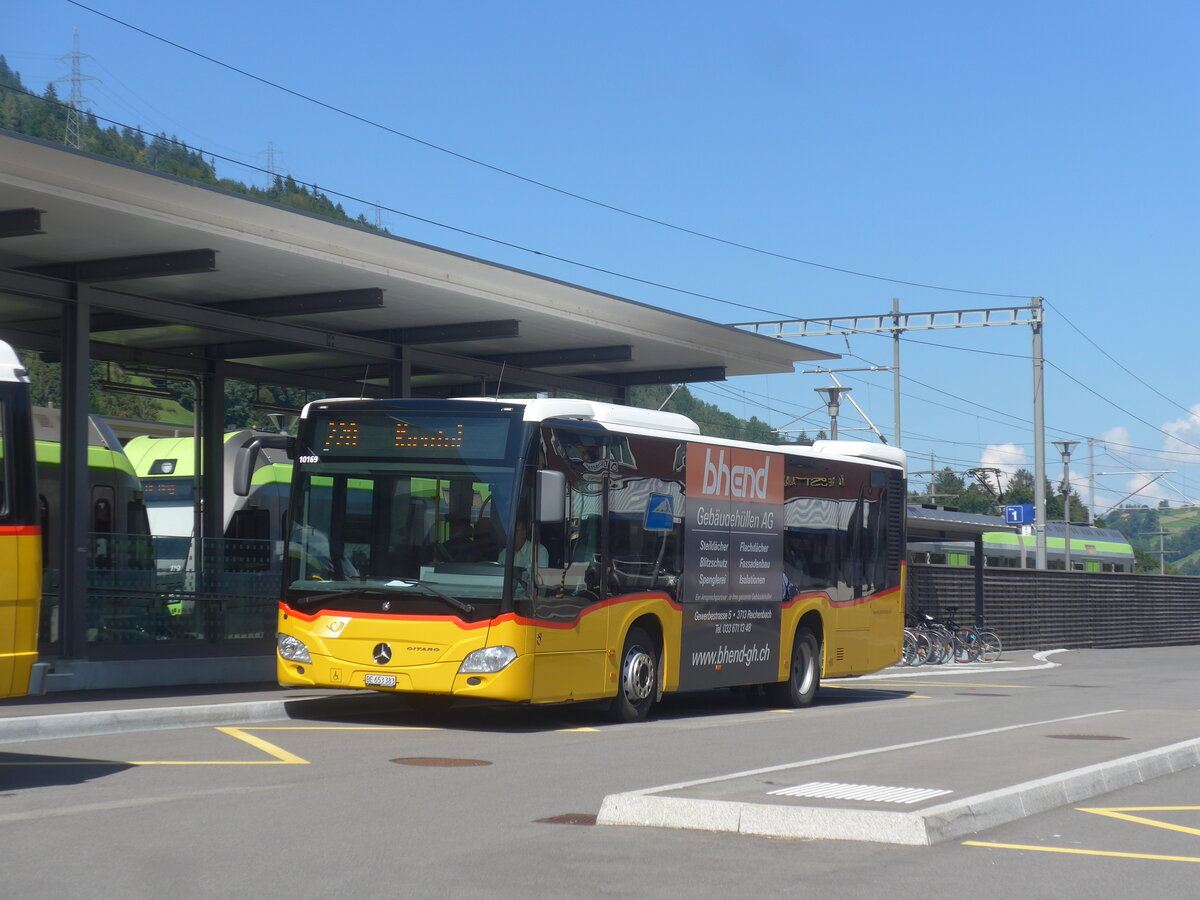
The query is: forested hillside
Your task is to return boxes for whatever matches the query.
[0,56,376,230]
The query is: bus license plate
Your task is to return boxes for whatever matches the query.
[364,674,397,688]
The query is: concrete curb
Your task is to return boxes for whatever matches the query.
[0,693,399,745]
[0,700,304,745]
[597,736,1200,845]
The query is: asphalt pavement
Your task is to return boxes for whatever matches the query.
[0,681,392,744]
[4,649,1199,846]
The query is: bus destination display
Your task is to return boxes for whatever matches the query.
[312,413,512,459]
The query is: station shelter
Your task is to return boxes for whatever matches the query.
[0,130,833,690]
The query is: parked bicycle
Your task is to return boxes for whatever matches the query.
[900,607,1002,665]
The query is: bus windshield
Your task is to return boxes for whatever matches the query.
[286,405,528,611]
[288,461,519,605]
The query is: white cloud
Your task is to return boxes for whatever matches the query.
[979,443,1026,477]
[1161,405,1200,462]
[1123,473,1171,505]
[1100,426,1132,448]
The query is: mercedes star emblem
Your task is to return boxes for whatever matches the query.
[372,643,393,665]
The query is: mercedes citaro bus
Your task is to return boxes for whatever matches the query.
[277,397,906,720]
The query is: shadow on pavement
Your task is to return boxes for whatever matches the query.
[0,751,134,791]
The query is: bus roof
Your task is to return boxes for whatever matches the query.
[0,340,29,385]
[302,396,907,472]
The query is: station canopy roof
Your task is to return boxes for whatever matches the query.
[907,506,1017,541]
[0,130,835,401]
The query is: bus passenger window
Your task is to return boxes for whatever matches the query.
[0,399,7,518]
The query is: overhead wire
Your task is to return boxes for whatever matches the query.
[64,0,1033,301]
[25,14,1200,495]
[1043,297,1196,419]
[0,84,803,319]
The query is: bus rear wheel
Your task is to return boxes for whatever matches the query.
[766,626,820,708]
[610,626,658,723]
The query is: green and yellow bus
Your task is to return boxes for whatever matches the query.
[277,397,907,720]
[0,340,39,697]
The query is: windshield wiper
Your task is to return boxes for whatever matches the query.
[289,581,476,616]
[389,580,477,616]
[289,586,394,604]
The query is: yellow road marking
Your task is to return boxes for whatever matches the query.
[1,721,596,767]
[963,841,1200,863]
[966,805,1200,862]
[1,725,425,767]
[1079,807,1200,837]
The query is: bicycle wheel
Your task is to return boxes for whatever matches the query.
[976,630,1003,662]
[953,628,978,663]
[901,630,918,666]
[927,628,952,665]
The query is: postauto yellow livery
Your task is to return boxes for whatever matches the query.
[0,340,40,698]
[278,397,906,721]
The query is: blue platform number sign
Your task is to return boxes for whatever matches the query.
[1004,504,1034,525]
[644,493,675,532]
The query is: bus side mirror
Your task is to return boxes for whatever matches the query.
[232,441,259,498]
[536,470,566,523]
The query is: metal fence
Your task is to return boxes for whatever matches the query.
[47,550,1200,658]
[906,564,1200,649]
[42,535,279,655]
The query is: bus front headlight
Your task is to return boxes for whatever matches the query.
[277,633,312,664]
[458,645,517,674]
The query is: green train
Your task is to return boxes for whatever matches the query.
[908,523,1134,573]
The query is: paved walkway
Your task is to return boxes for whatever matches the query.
[0,683,389,744]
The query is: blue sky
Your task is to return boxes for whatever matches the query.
[6,1,1200,516]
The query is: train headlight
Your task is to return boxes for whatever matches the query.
[277,633,312,664]
[458,645,517,674]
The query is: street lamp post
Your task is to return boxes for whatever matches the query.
[1052,440,1079,571]
[814,386,852,440]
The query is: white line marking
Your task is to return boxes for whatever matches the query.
[618,708,1124,796]
[840,648,1070,680]
[768,781,953,804]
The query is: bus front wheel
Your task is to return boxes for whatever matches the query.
[766,626,820,708]
[610,626,657,723]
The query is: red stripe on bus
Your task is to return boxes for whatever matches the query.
[0,525,40,536]
[280,592,679,631]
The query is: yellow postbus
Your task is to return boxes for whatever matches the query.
[0,340,40,698]
[277,397,906,720]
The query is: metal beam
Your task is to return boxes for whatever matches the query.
[407,345,617,396]
[0,328,388,396]
[0,266,76,302]
[734,304,1041,338]
[81,286,403,361]
[0,288,386,335]
[149,318,523,360]
[0,310,159,335]
[59,284,90,659]
[21,249,218,283]
[354,319,520,345]
[0,208,43,238]
[204,288,384,317]
[480,345,632,368]
[0,270,624,399]
[598,366,727,386]
[419,378,624,402]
